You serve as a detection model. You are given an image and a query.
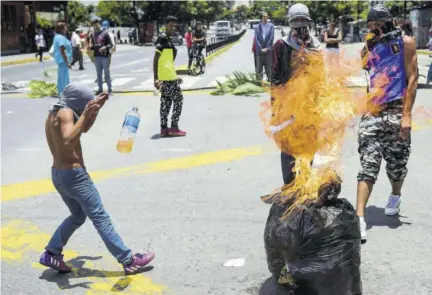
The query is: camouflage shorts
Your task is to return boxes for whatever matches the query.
[357,101,411,184]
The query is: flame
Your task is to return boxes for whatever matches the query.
[261,48,386,213]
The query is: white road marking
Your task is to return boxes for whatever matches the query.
[6,111,12,114]
[223,258,245,267]
[132,78,154,90]
[111,77,135,87]
[207,76,229,88]
[111,59,150,69]
[131,68,150,73]
[180,77,200,89]
[80,79,97,85]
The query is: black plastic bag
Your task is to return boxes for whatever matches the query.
[264,181,362,295]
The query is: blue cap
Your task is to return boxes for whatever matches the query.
[102,20,109,29]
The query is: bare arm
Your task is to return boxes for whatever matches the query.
[336,30,342,42]
[400,35,418,139]
[83,93,109,133]
[153,51,161,89]
[58,100,99,146]
[58,109,89,147]
[324,31,329,43]
[402,35,418,117]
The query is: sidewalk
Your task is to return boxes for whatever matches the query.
[1,52,52,66]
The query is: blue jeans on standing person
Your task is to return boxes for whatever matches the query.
[95,56,112,92]
[57,63,70,97]
[45,167,132,265]
[427,61,432,84]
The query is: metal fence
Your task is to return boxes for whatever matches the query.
[205,30,246,57]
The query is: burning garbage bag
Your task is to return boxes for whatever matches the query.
[264,175,362,295]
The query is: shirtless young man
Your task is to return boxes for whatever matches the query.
[40,82,154,274]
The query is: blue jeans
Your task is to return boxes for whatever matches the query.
[95,56,112,92]
[57,63,69,97]
[427,61,432,84]
[46,167,132,265]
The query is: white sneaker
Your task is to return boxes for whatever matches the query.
[359,216,367,244]
[385,194,401,216]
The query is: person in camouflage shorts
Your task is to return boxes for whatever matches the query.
[356,5,418,244]
[357,101,411,185]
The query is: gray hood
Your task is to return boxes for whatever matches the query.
[50,82,95,120]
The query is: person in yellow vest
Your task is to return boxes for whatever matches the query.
[153,16,186,137]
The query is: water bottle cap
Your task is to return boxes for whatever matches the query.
[132,107,138,111]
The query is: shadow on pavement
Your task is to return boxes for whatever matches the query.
[365,205,412,230]
[38,255,153,291]
[150,134,162,140]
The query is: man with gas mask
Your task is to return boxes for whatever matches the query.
[356,4,418,243]
[271,3,322,187]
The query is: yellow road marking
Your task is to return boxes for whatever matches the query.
[1,146,265,203]
[1,219,167,294]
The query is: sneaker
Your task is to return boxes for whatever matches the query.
[385,194,401,216]
[169,127,186,137]
[79,67,85,71]
[359,216,367,244]
[123,252,155,275]
[39,251,72,273]
[160,128,170,137]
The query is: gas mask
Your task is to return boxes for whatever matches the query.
[289,20,311,44]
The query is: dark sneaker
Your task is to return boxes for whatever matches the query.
[79,67,85,71]
[123,252,155,275]
[160,128,170,137]
[39,251,72,273]
[169,127,186,137]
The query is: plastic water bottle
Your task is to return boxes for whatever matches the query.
[116,107,140,154]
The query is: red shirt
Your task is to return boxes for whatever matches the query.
[185,32,193,47]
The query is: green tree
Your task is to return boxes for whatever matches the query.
[234,5,251,23]
[67,0,92,31]
[36,15,53,29]
[96,0,134,26]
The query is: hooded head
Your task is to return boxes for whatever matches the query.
[367,4,395,37]
[288,3,312,43]
[51,82,95,121]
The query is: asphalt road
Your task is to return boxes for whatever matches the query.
[0,29,285,93]
[1,81,432,295]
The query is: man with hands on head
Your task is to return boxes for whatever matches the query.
[40,82,155,275]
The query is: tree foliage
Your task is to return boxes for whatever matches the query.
[67,0,92,31]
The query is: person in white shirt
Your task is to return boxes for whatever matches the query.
[71,29,84,70]
[35,29,46,62]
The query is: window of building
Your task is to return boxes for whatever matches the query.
[1,4,18,32]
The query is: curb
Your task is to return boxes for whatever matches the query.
[175,33,246,75]
[417,50,431,55]
[1,56,52,66]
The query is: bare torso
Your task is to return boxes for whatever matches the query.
[46,110,84,169]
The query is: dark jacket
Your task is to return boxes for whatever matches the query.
[254,22,274,54]
[91,30,113,57]
[271,30,322,86]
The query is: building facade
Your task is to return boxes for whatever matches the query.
[1,1,67,55]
